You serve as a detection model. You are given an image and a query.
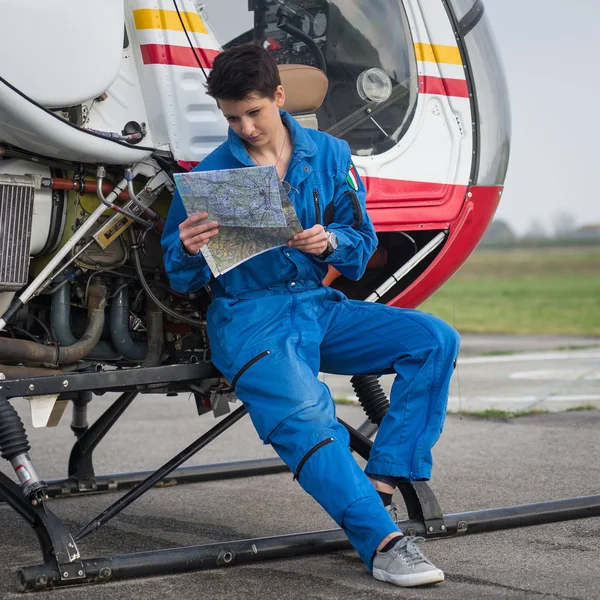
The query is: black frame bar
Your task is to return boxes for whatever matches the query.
[44,458,290,498]
[2,364,600,592]
[0,363,219,399]
[16,494,600,592]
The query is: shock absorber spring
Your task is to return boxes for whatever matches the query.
[351,375,390,425]
[0,394,47,502]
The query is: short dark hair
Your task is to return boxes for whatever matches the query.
[205,43,281,101]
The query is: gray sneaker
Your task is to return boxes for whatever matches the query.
[372,536,445,587]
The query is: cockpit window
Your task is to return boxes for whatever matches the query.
[200,0,418,156]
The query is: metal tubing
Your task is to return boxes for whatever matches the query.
[51,281,120,361]
[0,175,131,332]
[0,282,109,365]
[57,281,107,365]
[141,294,164,368]
[109,283,147,361]
[68,390,139,488]
[43,458,289,498]
[76,406,249,540]
[18,494,600,592]
[18,528,356,592]
[442,495,600,535]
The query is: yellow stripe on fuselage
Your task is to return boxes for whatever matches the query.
[414,43,462,65]
[133,8,207,34]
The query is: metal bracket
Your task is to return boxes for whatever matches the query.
[0,472,83,577]
[398,481,448,537]
[339,418,448,537]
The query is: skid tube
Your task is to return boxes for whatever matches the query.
[17,494,600,592]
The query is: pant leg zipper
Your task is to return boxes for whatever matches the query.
[231,350,270,389]
[294,437,334,480]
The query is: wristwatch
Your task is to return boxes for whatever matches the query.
[319,230,338,259]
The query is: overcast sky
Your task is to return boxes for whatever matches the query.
[484,0,600,235]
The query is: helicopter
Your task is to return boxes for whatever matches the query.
[5,0,591,594]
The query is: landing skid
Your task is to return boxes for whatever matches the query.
[1,365,600,592]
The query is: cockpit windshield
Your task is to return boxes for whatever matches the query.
[199,0,418,156]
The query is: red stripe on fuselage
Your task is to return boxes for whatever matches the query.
[418,76,469,98]
[363,177,468,227]
[140,44,219,68]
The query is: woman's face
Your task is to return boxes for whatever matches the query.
[218,86,286,149]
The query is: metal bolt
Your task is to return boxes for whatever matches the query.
[441,525,446,531]
[62,380,69,388]
[78,570,84,576]
[99,567,112,579]
[31,499,38,507]
[29,384,35,391]
[63,572,69,578]
[406,528,416,536]
[36,575,47,585]
[428,526,434,532]
[457,521,468,532]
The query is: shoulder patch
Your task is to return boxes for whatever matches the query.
[347,164,359,191]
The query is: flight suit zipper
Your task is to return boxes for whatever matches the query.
[231,350,270,389]
[313,189,321,225]
[294,437,334,480]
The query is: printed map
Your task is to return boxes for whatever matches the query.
[174,166,303,276]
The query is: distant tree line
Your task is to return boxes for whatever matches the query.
[481,211,600,248]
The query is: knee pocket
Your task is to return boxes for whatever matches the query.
[217,339,318,442]
[292,432,378,525]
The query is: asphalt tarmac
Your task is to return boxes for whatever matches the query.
[1,335,599,599]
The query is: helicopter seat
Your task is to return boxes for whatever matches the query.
[278,64,328,130]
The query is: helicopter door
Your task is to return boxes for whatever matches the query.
[354,0,475,229]
[200,0,474,228]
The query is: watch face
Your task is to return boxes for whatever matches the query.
[327,230,338,250]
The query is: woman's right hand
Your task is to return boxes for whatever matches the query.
[179,212,219,255]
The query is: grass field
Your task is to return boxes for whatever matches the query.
[419,247,600,335]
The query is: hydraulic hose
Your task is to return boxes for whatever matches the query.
[351,375,390,425]
[131,235,204,329]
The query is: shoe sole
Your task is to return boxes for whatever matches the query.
[373,567,445,587]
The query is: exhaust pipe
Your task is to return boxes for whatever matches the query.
[0,282,108,366]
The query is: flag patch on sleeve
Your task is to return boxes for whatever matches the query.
[347,164,359,191]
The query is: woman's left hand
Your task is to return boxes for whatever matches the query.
[288,225,328,255]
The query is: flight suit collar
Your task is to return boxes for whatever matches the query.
[227,110,318,167]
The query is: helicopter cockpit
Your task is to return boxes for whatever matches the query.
[200,0,418,157]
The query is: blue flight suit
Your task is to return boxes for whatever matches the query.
[162,111,460,567]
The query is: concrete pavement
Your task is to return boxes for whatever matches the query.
[0,334,599,599]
